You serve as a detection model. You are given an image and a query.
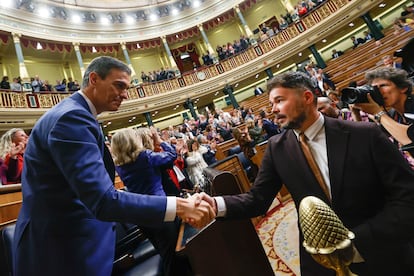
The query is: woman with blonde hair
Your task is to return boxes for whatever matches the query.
[0,128,28,184]
[111,126,176,196]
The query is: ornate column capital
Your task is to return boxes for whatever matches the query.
[12,33,21,43]
[72,42,80,51]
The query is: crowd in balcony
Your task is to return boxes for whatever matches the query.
[0,75,80,93]
[140,67,176,83]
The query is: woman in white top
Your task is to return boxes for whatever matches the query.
[184,139,208,190]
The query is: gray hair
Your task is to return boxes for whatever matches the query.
[365,67,412,95]
[82,56,131,88]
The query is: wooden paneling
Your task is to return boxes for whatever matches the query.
[0,184,22,228]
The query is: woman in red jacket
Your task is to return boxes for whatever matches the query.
[0,128,28,184]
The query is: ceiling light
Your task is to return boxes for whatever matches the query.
[193,0,201,8]
[126,16,134,24]
[101,17,110,25]
[322,39,327,43]
[149,13,158,21]
[171,8,178,16]
[37,7,49,18]
[36,42,43,50]
[349,22,354,27]
[379,3,386,8]
[72,14,81,24]
[255,74,259,78]
[4,0,13,8]
[298,52,302,56]
[92,46,97,53]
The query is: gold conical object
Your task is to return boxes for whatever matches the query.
[299,196,357,276]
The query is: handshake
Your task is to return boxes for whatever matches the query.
[176,192,217,229]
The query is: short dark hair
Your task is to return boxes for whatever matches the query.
[267,71,317,104]
[365,67,413,95]
[82,56,131,88]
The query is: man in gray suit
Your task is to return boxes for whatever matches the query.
[13,56,214,276]
[201,71,414,275]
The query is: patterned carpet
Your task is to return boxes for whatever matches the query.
[256,200,300,276]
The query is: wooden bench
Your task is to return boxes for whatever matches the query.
[0,184,22,228]
[209,154,251,194]
[215,138,240,160]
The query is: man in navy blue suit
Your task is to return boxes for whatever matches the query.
[12,56,215,276]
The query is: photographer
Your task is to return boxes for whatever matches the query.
[353,67,414,161]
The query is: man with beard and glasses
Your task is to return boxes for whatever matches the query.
[198,71,414,276]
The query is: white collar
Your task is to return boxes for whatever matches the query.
[293,113,325,141]
[78,91,98,118]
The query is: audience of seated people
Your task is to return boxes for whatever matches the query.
[216,35,251,61]
[141,67,176,83]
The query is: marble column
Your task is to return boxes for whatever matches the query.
[265,68,273,79]
[198,24,216,61]
[234,5,253,38]
[12,33,30,81]
[72,42,85,78]
[120,42,138,85]
[184,98,198,120]
[309,44,326,69]
[223,84,239,109]
[144,112,154,126]
[361,12,384,40]
[161,36,180,76]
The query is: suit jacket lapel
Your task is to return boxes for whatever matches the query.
[71,92,115,181]
[278,130,331,203]
[324,117,349,204]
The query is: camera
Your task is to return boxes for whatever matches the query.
[341,85,384,105]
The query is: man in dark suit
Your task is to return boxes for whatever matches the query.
[253,85,264,96]
[13,56,214,276]
[331,49,343,59]
[200,71,414,275]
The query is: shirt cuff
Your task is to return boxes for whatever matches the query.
[214,196,227,217]
[164,196,176,222]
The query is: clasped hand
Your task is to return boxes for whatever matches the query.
[177,192,217,229]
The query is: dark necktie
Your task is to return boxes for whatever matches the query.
[299,132,331,201]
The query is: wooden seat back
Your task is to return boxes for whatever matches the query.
[0,184,22,228]
[215,138,240,160]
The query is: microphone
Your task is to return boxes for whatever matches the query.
[299,196,357,276]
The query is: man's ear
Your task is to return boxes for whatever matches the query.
[89,72,98,85]
[303,90,315,104]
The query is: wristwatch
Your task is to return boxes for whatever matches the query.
[374,110,387,123]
